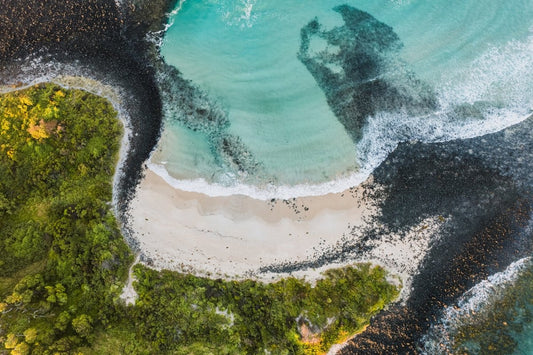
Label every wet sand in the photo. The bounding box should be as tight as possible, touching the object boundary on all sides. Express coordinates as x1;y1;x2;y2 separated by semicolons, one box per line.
127;168;438;287
128;169;373;280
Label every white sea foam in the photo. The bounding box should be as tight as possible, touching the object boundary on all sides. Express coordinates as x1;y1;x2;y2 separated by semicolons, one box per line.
151;30;533;200
357;32;533;174
166;0;187;29
440;29;533;111
221;0;257;28
420;256;532;354
356;109;530;178
150;105;532;201
145;0;188;48
147;161;372;200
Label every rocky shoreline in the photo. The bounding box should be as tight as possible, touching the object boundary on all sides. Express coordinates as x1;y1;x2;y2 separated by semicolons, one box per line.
341;115;533;352
1;1;532;353
0;0;178;205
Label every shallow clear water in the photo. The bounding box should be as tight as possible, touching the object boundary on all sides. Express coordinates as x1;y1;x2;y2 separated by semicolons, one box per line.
157;0;533;191
513;316;533;355
157;1;533;350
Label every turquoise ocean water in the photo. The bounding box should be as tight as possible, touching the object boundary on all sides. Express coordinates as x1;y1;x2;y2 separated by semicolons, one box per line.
155;0;533;196
155;0;533;352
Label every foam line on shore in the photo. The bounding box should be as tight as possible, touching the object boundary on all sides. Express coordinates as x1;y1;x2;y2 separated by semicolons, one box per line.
147;161;372;200
421;256;532;354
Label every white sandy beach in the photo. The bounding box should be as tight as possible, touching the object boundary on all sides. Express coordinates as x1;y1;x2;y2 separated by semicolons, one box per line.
128;168;439;293
129;169;372;277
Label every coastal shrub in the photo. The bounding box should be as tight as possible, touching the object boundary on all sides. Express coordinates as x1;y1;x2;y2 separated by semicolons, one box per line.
0;84;131;352
130;264;399;354
0;84;400;354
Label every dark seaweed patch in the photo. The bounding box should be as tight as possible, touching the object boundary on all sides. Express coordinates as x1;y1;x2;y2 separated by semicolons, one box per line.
298;5;438;142
156;60;266;181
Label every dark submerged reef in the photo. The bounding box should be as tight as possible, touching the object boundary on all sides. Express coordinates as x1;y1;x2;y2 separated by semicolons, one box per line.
298;5;438;142
0;84;395;354
156;63;266;179
0;82;400;353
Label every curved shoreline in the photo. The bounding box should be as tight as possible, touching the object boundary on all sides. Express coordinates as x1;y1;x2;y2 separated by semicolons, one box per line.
1;76;413;293
128;111;533;353
151;0;533;201
2;0;533;353
0;77;130;207
51;76;132;208
0;71;140;233
128;166;436;298
0;55;528;351
148;161;373;200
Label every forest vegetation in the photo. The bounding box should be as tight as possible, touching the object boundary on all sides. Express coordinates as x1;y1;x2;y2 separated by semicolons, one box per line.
0;84;399;354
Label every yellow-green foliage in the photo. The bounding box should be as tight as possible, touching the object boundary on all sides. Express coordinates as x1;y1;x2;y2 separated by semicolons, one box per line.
0;84;131;353
128;263;399;354
0;83;400;354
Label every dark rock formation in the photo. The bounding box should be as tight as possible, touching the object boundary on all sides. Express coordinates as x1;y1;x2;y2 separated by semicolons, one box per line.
0;0;177;211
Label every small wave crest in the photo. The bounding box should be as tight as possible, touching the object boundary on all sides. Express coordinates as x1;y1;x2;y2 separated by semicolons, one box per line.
220;0;258;29
148;162;371;200
439;32;533;113
357;33;533;174
145;0;188;48
420;257;532;354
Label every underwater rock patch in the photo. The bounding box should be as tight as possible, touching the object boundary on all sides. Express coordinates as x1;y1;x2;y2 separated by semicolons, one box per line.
298;5;438;142
157;62;266;181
